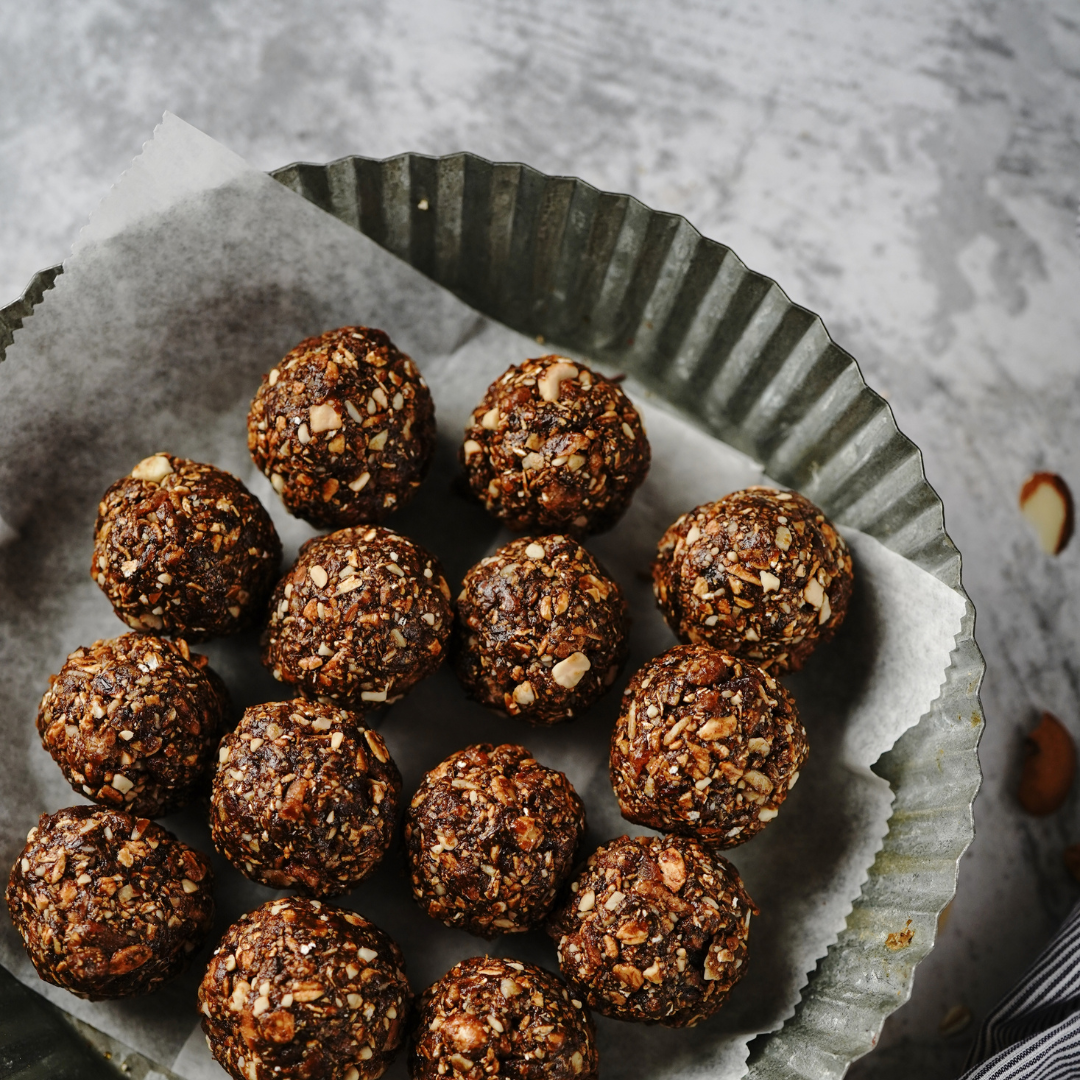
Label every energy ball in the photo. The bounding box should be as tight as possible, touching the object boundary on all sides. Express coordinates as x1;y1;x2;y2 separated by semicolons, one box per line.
36;634;230;818
548;835;754;1027
610;645;807;847
6;806;213;999
92;453;281;641
410;956;598;1080
653;487;853;673
211;700;401;896
200;897;410;1080
461;356;650;536
453;535;629;725
404;744;586;937
262;526;452;710
248;326;436;528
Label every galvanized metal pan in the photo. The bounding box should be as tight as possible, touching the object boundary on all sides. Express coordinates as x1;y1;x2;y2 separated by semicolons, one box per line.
0;152;984;1079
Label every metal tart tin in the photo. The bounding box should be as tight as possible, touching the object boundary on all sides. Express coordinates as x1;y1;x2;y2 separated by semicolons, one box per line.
0;151;984;1080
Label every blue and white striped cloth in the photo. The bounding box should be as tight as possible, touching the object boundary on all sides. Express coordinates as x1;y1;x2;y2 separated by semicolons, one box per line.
962;901;1080;1078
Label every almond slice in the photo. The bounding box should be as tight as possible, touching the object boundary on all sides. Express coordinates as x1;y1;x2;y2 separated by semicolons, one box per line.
939;1004;972;1037
552;652;591;688
130;454;172;483
1020;472;1074;555
1018;711;1076;815
309;403;342;433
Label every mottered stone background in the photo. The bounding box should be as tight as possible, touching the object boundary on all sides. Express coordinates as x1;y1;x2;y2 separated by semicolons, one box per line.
1;1;1079;1076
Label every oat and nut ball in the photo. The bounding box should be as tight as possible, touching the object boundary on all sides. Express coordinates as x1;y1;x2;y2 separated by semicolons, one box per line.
200;897;410;1080
548;835;754;1027
211;701;401;897
452;536;629;725
6;806;213;1000
653;487;853;673
92;453;281;641
410;956;598;1080
262;527;453;710
404;744;586;938
248;326;436;528
460;356;650;536
610;645;806;847
36;634;230;818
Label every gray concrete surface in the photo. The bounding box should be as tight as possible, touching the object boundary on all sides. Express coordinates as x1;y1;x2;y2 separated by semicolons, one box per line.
2;1;1080;1076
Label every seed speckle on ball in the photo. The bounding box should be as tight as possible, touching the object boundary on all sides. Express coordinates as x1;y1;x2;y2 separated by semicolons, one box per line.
460;356;650;536
92;454;281;640
36;634;230;818
262;526;453;710
248;326;436;527
211;700;401;897
6;806;213;999
200;897;410;1080
410;956;598;1080
548;834;754;1027
453;535;629;725
610;644;806;846
653;487;853;673
404;744;585;937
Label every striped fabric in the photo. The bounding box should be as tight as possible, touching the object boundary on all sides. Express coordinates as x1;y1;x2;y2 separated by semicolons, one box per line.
962;901;1080;1078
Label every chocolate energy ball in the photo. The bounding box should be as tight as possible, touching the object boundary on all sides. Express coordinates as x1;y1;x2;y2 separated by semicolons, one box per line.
92;453;281;640
6;806;213;999
653;487;854;673
548;835;754;1027
410;956;598;1080
262;526;453;710
248;326;436;528
610;645;807;847
211;700;401;896
36;634;230;818
460;356;650;536
200;897;410;1080
404;744;586;937
453;535;629;725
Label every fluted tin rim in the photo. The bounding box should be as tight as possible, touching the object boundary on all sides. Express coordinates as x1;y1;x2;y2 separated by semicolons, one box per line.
0;151;984;1080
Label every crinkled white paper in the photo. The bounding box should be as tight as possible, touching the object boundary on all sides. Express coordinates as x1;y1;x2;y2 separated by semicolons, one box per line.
0;116;967;1080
